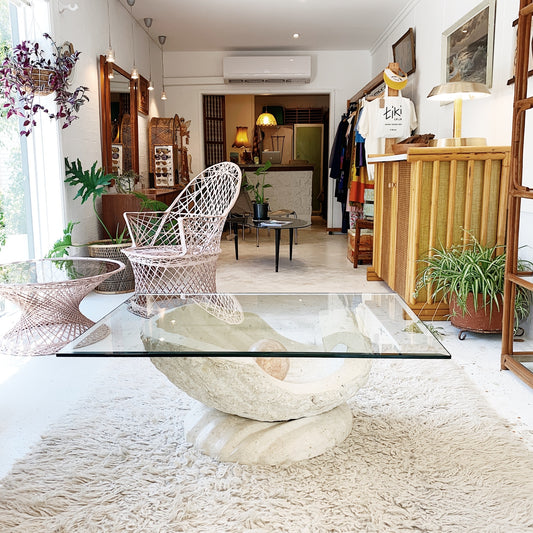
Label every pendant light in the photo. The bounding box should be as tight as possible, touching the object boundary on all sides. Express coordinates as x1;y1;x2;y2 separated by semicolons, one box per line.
144;17;154;91
159;35;167;100
105;0;115;63
127;0;138;80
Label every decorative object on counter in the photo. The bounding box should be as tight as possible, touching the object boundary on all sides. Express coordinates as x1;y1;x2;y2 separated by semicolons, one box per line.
442;0;496;88
391;133;435;154
392;27;416;76
415;237;532;339
0;33;89;136
244;160;272;220
427;81;490;146
232;126;251;164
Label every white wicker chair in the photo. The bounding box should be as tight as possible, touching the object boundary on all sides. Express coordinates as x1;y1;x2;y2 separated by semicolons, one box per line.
123;162;242;295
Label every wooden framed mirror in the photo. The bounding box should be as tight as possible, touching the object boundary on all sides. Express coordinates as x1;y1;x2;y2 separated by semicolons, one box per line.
99;56;139;175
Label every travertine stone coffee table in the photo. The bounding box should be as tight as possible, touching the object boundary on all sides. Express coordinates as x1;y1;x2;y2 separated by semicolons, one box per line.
58;292;449;465
0;258;124;356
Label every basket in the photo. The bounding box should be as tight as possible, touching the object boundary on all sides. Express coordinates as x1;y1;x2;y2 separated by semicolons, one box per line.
87;241;135;294
30;68;54;96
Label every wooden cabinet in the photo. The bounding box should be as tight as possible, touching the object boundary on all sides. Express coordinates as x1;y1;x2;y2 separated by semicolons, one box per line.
368;146;510;319
101;188;181;239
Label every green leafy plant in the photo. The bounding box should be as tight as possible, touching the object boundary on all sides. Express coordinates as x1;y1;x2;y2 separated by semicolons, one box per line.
47;162;169;258
415;238;533;326
244;160;272;204
64;157;125;243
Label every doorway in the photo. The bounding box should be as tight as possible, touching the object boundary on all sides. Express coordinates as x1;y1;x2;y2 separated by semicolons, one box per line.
203;93;330;220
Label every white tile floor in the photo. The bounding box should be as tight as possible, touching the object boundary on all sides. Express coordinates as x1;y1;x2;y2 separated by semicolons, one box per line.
1;219;532;479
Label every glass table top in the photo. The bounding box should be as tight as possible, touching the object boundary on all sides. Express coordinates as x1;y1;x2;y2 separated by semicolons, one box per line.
245;217;311;229
0;258;122;286
58;292;450;358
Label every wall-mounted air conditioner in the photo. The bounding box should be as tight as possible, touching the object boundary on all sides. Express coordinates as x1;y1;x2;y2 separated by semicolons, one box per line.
223;56;311;83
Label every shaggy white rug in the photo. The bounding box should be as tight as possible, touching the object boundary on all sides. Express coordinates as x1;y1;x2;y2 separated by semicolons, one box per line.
1;357;532;533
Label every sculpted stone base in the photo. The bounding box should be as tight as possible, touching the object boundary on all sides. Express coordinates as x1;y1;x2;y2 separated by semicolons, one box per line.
183;401;353;465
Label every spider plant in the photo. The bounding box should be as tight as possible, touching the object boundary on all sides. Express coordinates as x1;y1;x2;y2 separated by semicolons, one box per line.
415;237;533;326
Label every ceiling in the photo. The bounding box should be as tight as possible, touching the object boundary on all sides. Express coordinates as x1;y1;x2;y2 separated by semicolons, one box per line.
121;0;412;52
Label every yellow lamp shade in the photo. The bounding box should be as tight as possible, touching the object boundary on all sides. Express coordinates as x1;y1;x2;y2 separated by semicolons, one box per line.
256;112;277;127
232;126;250;148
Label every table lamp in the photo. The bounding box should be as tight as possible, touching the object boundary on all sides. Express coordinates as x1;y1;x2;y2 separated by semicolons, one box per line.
232;126;251;163
427;81;491;147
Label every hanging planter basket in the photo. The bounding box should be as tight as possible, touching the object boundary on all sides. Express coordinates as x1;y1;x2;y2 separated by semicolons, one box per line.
0;34;88;136
29;68;55;96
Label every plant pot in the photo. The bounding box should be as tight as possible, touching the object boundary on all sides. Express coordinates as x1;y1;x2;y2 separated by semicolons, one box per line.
253;202;269;220
449;293;503;333
30;68;54;96
87;241;135;294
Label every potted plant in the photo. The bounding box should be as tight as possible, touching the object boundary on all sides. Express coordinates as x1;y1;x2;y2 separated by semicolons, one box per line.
245;160;272;220
415;238;533;336
47;159;134;293
0;33;89;136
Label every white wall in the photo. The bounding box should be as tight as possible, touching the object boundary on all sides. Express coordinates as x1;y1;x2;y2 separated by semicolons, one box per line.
370;0;517;143
49;0;165;243
49;0;527;241
370;0;533;259
163;50;372;229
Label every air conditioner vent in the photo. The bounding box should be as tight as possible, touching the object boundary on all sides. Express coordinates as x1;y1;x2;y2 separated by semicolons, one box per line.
223;56;311;83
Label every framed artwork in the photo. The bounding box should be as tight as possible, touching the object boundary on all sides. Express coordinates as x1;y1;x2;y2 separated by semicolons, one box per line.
137;75;149;115
507;18;533;85
442;0;496;87
392;28;416;76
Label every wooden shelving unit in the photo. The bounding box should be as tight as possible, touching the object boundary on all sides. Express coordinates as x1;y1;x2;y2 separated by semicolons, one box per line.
501;0;533;388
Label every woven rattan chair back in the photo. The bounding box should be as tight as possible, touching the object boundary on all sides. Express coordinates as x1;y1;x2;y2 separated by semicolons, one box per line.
123;161;242;296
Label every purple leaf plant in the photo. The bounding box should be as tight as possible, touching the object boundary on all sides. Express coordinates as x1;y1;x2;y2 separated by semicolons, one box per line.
0;33;89;136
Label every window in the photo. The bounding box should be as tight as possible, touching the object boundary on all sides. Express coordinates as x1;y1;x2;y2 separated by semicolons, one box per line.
0;0;64;262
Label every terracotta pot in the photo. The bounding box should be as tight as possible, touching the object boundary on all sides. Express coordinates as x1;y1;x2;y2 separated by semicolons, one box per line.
449;293;503;333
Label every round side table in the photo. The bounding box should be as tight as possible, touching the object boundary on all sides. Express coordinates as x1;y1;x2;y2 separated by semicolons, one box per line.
0;258;124;355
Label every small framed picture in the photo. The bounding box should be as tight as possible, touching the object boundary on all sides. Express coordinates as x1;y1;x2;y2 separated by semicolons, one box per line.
137;75;149;115
392;28;416;76
230;152;239;164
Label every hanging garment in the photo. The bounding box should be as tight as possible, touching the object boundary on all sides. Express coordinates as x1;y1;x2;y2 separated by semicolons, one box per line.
357;91;418;180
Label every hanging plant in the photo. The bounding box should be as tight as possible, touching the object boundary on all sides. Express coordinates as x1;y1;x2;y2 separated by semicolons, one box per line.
0;33;89;136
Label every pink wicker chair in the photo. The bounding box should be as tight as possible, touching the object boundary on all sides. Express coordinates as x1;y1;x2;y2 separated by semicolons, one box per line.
123;162;241;295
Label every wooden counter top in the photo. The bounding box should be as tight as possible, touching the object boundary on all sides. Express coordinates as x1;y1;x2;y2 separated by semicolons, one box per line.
240;164;314;172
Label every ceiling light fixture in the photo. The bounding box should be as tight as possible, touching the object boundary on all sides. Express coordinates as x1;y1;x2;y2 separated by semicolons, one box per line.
105;0;115;63
159;35;167;101
256;109;277;127
292;33;300;39
127;0;138;79
144;17;154;91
